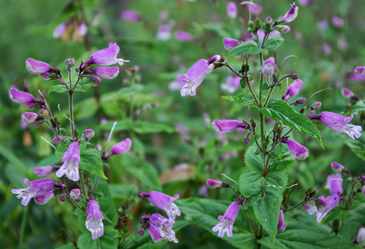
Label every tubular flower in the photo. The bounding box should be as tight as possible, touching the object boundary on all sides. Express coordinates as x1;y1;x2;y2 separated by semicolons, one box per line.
110;138;132;155
147;226;164;243
223;38;242;50
325;174;343;195
212;120;249;134
33;166;55;177
53;23;66;38
82;42;129;68
34;191;55;205
285;139;308;160
149;213;178;243
226;1;237;19
84;67;120;80
55;141;81;181
277;206;286;232
139;191;181;220
212;201;240;237
9;88;37;105
220;76;241;93
355;67;365;75
85;199;104;240
175;30;195;41
262;57;276;77
206;179;230;188
309;112;362;139
276;2;299;24
341;87;354;98
316;194;340;223
26;58;52;75
178;59;210;97
11;178;55;206
283;79;303;101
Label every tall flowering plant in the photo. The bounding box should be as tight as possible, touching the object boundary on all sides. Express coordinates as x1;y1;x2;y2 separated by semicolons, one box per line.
174;1;365;248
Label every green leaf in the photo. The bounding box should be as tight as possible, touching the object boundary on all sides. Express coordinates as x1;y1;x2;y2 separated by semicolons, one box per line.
259;217;362;249
222;93;257;107
240;79;246;89
55;141;70;159
201;23;230;38
342;134;365;161
77;226;118;249
252;172;287;238
116;84;144;99
258;99;322;146
227;41;264;57
177;198;258;248
261;83;271;92
0;143;26;175
74;97;99;120
244;146;263;172
264;35;284;51
100;119;132;132
79;149;107;179
55;243;75;249
109;184;138;199
122;155;161;191
268;149;295;173
134;121;175;134
239;169;263;197
49;83;96;94
346;100;365;116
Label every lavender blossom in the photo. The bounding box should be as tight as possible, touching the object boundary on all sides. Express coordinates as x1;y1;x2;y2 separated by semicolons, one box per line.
22;112;39;124
120;10;140;22
212;120;249;134
325;174;343;195
277;206;286;232
223;38;241;50
12;178;55;206
9;88;36;104
212;201;240;237
309;112;362;139
220;76;241;93
110;138;132;155
276;2;299;23
156;24;172;41
55;141;81;181
285;139;308;160
341;87;354;98
149;213;178;243
175;30;195;41
82;42;129;68
139;191;181;220
331;162;347;172
34;191;55;205
283;79;303;101
26;58;52;75
147;226;163;243
245;3;262;14
356;227;365;245
355;67;365;75
332;16;344;27
226;2;237;19
53;23;66;38
85;199;104;240
262;57;276;77
33;166;55;177
85;67;120;80
178;59;210;97
316;194;340;223
206;179;230;188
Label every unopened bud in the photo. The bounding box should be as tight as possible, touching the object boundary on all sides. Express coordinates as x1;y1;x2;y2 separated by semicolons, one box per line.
84;129;95;139
65;58;75;67
52;136;65;144
289;73;299;80
244;132;251;144
206;179;230;188
70;189;81;201
138;226;144;235
310;101;322;110
59;195;66;202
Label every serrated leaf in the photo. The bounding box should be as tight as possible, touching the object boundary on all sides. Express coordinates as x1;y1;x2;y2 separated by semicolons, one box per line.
239;169;263;197
134;121;175;134
258;99;322;146
227;41;264;57
268;149;295;173
79;149;107;179
177;198;257;248
244;146;263;172
346;100;365;116
223;93;257;107
264;35;284;51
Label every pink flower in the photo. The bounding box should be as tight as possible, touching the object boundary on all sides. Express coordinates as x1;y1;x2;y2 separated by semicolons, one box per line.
156;24;171;41
83;42;129;67
220;76;241;93
120;10;140;22
226;2;237;19
55;142;81;181
175;30;195;41
332;16;344;27
53;23;66;38
245;4;262;14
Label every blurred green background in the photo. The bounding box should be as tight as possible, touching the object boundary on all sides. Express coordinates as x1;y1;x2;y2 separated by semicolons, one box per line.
1;0;365;248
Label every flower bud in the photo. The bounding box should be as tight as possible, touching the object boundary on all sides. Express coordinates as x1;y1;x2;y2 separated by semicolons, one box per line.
70;189;81;201
138;226;144;236
289;73;300;79
284;79;303;100
331;162;345;171
53;23;66;38
341;87;354;98
110;138;132;155
59;195;66;202
277;206;286;232
212;120;239;134
262;57;276;77
22;112;40;124
206;179;230;188
89;76;101;83
244;132;252;144
65;58;76;67
78;23;87;36
285;139;308;160
275;25;291;34
294;97;306;105
26;58;52;75
95;144;102;151
310;101;322;110
316;198;328;207
84;129;95;139
223;38;241;50
356;227;365;244
332;16;344;27
33;166;55;177
52;136;65;144
9;88;36;104
355;66;365;75
55;182;67;189
226;1;237;19
266;16;273;22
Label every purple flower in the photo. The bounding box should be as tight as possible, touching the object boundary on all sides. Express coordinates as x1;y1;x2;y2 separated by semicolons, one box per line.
22;112;39;124
178;59;210;97
337;39;348;49
53;23;66;38
175;30;195;41
317;21;328;30
34;191;55;205
65;58;75;67
275;25;291;34
356;227;365;244
52;136;65;144
331;162;346;172
325;174;343;195
283;79;303;101
303;204;318;215
285;139;308;160
168;78;186;91
9;88;36;104
355;67;365;75
78;23;87;36
310;101;322;110
175;123;190;134
26;58;52;75
245;3;262;14
85;199;104;240
223;38;242;50
55;141;81;181
322;44;332;54
206;179;230;188
70;189;81;201
310;112;362;139
84;129;95;140
83;43;129;68
110;138;131;155
212;201;239;237
316;194;340;223
277;206;286;232
12;178;55;206
86;67;119;80
277;2;299;23
120;10;140;22
34;166;55;177
147;226;163;243
149;213;178;243
139;191;181;220
199;185;208;197
342;87;354;98
298;0;313;6
262;57;276;77
226;2;237;19
220;76;241;93
212;120;249;134
159;11;169;20
332;16;344;27
156;24;171;41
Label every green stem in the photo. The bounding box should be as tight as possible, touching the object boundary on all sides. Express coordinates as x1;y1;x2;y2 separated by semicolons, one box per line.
345;183;356;210
80;172;88;198
19;207;28;249
68;91;74;138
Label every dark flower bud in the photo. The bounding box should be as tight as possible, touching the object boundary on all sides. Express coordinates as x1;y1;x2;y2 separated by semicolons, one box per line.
289;73;299;80
244;132;252;144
